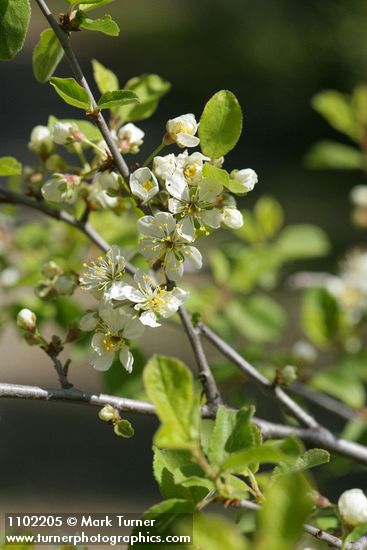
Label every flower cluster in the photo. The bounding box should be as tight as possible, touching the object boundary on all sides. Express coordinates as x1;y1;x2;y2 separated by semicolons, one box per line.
30;111;258;373
79;246;187;371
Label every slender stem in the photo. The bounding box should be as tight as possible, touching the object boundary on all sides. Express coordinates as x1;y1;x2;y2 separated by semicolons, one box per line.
290;383;358;421
143;142;165;167
232;500;364;550
198;322;320;429
2;382;367;465
178;307;222;412
34;0;130;182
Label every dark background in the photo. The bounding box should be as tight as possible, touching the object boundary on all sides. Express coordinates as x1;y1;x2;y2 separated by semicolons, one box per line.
1;0;367;514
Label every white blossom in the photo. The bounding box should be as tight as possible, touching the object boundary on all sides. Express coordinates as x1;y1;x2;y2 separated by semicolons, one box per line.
338;489;367;526
79;245;126;297
117;123;144;153
221;207;243;229
79;311;99;332
230;168;258;193
17;308;37;331
154;153;178;181
351;185;367;208
52;122;83;145
166;175;223;241
90;304;144;372
166;114;200;148
137;212;202;280
109;269;188;327
177;151;210;185
29;125;54;155
41;174;79;204
89;171;120;209
129;167;159;203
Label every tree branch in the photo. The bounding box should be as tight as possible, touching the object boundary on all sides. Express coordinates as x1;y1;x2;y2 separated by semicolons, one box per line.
2;382;367;465
232;499;366;550
178;307;222;412
34;0;130;182
197;322;320;429
290;382;358;422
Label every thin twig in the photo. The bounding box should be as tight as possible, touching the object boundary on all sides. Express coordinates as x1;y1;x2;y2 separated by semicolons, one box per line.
290;383;358;422
232;499;366;550
197;322;320;429
178;307;222;412
2;383;367;465
34;0;130;182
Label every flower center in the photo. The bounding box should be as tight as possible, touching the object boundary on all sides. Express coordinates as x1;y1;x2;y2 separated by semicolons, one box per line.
143;180;155;191
102;332;121;352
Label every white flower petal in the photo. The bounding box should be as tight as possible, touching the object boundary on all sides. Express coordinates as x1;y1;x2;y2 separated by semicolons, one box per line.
119;345;134;373
176;133;200;148
140;310;161;327
185;246;202;269
90;350;114;371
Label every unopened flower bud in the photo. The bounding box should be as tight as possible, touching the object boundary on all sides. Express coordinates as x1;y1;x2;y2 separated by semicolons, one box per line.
99;405;118;422
41;261;62;280
17;308;37;331
350;185;367;208
52;122;83;145
54;274;77;295
278;365;297;385
29;125;54;156
230;168;258;193
41;173;80;204
221;207;244;229
338;489;367;526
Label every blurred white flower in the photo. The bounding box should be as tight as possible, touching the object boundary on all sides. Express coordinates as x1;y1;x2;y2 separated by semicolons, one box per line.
130;167;159;204
89;171;120;209
338;489;367;526
166;114;200;148
52;121;83;145
41;174;79;204
79;311;99;332
350;185;367;208
29;125;54;155
17;308;37;331
117;123;144;154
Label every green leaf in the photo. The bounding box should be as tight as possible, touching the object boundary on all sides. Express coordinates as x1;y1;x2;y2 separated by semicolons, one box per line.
0;156;22;176
97;89;139;110
0;0;31;60
153;448;213;503
49;77;90;110
225;294;286;343
199;90;243;158
82;0;114;10
192;513;248;550
32;29;63;83
202;163;230;187
92;59;119;94
127;499;195;550
79;12;120;37
254;196;284;238
52;118;101;142
208;406;261;468
113;419;134;438
275;224;330;260
271;449;330;481
312;90;360;142
301;288;341;347
305;141;363;170
256;474;313;550
311;367;365;408
353;85;367;127
118;74;171;123
143;355;199;449
221;446;286;474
